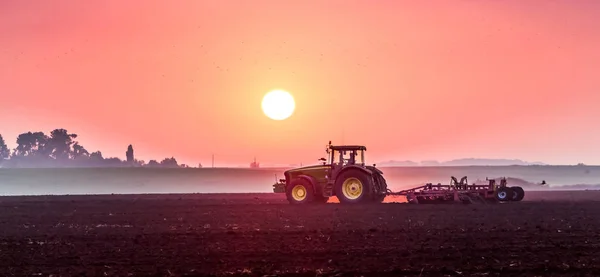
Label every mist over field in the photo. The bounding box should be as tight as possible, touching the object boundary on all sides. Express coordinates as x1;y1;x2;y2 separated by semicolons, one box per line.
1;166;599;196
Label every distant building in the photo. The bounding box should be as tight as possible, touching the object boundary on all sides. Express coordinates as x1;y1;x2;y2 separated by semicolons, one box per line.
250;157;260;168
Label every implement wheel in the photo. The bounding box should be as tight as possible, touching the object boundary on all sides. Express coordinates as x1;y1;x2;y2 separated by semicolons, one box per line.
286;179;314;204
511;186;525;201
495;187;513;202
334;170;373;204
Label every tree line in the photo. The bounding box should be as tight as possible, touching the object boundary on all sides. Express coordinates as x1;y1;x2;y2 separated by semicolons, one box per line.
0;128;189;168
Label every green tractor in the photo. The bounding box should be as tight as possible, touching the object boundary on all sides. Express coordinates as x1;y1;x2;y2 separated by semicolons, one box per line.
273;141;389;204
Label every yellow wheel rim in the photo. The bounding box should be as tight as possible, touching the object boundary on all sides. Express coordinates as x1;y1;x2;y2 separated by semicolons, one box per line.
291;184;307;201
342;177;363;200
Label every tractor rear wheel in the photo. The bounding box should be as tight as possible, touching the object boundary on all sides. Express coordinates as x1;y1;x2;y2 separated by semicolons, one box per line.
495;187;513;202
286;179;314;204
372;173;388;203
334;169;373;204
511;186;525;201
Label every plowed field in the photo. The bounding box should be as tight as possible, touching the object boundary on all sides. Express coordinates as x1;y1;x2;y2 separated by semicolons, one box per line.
1;191;599;276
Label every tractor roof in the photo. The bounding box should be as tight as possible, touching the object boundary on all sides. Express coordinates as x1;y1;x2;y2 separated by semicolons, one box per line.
329;145;367;151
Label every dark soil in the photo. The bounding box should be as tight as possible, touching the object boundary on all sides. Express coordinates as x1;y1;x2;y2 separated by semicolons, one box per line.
0;191;599;276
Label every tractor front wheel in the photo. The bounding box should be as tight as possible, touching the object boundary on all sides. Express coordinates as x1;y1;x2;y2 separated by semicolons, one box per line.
286;179;315;204
334;170;373;204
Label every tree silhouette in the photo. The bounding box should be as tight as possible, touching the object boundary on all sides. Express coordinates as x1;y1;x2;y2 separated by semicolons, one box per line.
0;134;9;160
72;142;89;160
160;157;179;168
13;133;34;157
48;129;77;161
126;145;134;163
134;159;145;167
14;132;50;157
104;157;123;165
90;151;103;160
2;128;185;168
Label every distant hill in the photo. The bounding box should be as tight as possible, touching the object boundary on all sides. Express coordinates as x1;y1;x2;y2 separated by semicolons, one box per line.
436;158;547;166
374;160;419;166
377;158;547;167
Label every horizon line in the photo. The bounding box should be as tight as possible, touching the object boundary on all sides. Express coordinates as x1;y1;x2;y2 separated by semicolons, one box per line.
2;164;598;170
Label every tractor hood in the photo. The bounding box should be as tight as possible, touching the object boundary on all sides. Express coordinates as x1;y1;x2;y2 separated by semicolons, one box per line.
283;164;330;184
285;164;383;175
284;164;329;175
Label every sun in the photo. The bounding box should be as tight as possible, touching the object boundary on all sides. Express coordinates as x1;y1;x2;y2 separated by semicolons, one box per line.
261;89;295;120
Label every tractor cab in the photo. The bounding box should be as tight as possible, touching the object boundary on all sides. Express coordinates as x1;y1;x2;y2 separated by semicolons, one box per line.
321;141;368;178
319;141;367;166
327;145;366;166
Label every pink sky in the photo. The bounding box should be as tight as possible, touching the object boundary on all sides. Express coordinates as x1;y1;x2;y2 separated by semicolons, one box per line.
1;0;599;166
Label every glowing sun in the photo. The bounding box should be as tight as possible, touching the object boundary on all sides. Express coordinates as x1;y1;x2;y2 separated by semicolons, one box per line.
261;89;295;120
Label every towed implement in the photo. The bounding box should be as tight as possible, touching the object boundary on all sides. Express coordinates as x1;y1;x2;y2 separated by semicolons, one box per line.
273;141;526;204
390;176;525;204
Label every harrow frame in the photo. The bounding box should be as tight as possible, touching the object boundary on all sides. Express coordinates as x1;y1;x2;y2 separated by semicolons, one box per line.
387;176;524;204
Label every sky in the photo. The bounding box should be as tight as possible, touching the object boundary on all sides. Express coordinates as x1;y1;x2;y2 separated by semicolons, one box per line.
1;0;599;167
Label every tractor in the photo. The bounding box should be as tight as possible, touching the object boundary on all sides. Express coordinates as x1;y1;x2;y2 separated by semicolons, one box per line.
273;141;388;204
